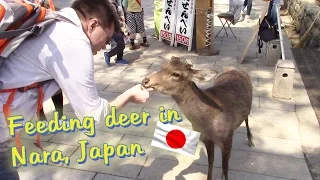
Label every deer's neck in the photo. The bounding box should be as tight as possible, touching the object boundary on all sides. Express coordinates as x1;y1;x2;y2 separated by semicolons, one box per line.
172;82;223;112
172;82;198;103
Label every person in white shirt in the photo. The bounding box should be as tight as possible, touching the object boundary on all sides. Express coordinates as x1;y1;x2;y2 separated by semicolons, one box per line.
0;0;150;179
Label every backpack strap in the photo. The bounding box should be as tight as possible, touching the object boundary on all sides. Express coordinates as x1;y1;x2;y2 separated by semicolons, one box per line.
257;38;263;54
0;18;55;58
0;1;57;58
46;0;55;11
0;80;52;157
1;88;22;153
16;79;51;92
0;20;50;39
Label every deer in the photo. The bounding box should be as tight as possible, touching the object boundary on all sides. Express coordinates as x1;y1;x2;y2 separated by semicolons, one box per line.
142;56;254;180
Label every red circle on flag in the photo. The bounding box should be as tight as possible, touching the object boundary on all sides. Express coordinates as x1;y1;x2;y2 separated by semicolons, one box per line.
166;129;186;149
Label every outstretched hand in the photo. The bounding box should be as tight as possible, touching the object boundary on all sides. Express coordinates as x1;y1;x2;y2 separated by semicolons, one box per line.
127;84;152;104
109;84;153;111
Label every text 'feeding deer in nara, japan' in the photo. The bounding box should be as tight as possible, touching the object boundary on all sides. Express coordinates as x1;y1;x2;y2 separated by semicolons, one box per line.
142;56;254;180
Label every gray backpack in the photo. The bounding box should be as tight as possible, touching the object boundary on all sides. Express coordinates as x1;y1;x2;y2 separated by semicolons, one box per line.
0;0;67;155
0;0;59;66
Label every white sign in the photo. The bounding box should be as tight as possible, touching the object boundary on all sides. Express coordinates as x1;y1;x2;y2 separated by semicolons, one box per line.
174;0;195;51
159;0;178;46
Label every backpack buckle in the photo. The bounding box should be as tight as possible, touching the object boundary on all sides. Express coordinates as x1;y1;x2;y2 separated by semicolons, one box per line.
31;25;44;36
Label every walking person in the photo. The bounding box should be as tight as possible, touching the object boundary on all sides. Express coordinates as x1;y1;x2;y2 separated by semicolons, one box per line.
122;0;149;50
104;0;129;65
263;0;284;27
239;0;253;21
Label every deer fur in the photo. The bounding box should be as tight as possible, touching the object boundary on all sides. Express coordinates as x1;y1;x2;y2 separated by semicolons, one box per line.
142;56;254;180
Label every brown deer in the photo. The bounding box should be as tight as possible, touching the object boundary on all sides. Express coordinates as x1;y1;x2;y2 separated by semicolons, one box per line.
142;56;254;180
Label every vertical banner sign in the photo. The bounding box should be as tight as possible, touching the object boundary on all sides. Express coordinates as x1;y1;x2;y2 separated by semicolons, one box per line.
174;0;196;51
159;0;178;47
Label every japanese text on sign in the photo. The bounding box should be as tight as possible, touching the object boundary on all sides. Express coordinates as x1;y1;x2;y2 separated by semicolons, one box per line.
164;0;173;31
179;0;190;35
175;0;195;50
160;0;177;43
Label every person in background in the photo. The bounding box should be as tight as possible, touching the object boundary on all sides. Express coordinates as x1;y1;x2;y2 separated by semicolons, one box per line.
270;0;283;26
122;0;149;50
263;0;284;27
104;0;129;65
239;0;253;21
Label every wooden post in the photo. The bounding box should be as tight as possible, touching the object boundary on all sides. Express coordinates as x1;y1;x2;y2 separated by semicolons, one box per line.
210;0;215;52
195;0;210;50
195;0;219;56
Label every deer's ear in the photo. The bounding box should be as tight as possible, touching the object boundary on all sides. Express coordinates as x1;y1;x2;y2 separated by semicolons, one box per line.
185;59;193;69
191;69;218;82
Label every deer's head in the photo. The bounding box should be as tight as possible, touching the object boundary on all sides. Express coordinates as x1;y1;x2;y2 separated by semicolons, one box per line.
142;56;217;95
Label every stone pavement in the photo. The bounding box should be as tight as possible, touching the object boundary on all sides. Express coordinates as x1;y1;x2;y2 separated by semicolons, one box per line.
290;48;320;179
291;48;320;124
15;0;320;180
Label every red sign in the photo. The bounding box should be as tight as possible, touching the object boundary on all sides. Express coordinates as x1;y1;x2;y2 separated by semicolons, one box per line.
175;34;189;46
160;30;172;41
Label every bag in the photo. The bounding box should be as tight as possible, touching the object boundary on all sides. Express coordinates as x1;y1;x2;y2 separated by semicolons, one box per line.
0;0;57;156
258;16;278;42
0;0;56;65
257;0;279;53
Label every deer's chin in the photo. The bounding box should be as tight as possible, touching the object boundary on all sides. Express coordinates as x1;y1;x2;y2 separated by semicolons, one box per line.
156;88;171;95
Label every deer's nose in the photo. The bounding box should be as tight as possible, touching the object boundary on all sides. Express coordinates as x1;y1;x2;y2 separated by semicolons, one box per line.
142;78;150;86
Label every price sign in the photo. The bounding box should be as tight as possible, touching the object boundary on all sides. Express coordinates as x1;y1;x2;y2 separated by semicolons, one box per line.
174;0;195;51
159;0;178;46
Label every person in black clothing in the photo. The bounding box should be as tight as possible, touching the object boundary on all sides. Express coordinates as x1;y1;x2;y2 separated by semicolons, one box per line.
104;0;129;65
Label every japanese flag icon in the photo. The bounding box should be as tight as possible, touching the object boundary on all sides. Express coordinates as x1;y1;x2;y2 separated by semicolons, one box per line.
151;121;201;156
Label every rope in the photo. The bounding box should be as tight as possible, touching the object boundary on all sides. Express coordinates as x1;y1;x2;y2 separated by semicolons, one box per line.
205;9;212;48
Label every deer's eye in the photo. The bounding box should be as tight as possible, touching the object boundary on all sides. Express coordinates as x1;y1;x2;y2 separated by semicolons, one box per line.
171;72;181;78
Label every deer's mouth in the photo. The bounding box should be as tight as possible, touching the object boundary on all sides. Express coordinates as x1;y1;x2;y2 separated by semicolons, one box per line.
142;85;155;91
142;78;165;92
143;83;165;93
141;83;155;91
148;85;167;94
146;87;155;91
143;84;171;95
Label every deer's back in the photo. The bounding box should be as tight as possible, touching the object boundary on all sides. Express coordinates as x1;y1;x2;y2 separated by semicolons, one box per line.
205;68;253;124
